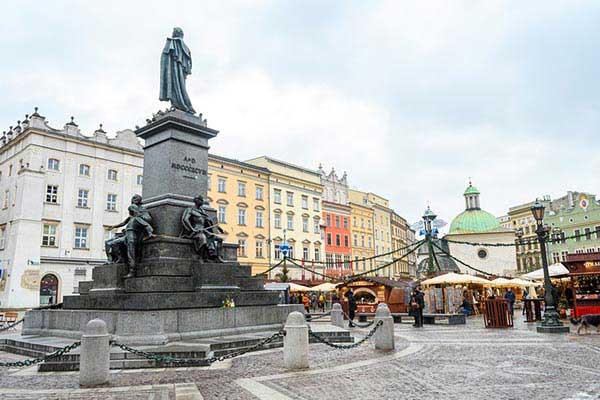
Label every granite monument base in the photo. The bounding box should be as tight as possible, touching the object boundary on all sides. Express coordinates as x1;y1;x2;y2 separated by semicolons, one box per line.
22;304;303;345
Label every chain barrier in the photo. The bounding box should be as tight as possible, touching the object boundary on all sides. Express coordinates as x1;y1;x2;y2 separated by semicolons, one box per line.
308;320;383;349
305;312;330;321
0;341;81;368
0;318;24;332
111;330;285;366
341;311;375;328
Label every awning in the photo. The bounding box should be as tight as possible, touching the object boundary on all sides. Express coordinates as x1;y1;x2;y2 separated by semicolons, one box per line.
307;282;337;292
521;263;569;280
421;272;491;286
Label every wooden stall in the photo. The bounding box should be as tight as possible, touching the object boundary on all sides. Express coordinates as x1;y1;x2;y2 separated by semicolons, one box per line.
336;276;415;314
563;252;600;318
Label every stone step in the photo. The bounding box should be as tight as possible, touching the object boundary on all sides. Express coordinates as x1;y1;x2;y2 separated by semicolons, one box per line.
0;344;47;359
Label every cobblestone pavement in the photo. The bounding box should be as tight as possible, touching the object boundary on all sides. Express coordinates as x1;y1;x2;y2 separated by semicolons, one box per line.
1;316;600;399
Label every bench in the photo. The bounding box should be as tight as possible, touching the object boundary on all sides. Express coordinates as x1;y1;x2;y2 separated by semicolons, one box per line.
0;312;19;330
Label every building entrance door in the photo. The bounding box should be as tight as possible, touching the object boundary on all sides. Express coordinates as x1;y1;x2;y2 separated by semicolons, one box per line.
40;274;59;305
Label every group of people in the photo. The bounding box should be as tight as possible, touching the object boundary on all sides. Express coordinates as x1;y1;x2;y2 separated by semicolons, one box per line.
290;292;327;313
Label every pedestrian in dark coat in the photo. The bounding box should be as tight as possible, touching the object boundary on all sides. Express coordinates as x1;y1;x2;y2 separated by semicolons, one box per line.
504;288;516;315
411;286;425;328
345;288;357;328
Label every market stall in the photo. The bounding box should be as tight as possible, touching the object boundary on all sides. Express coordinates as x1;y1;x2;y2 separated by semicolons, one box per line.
421;273;491;314
336;276;414;313
563;252;600;318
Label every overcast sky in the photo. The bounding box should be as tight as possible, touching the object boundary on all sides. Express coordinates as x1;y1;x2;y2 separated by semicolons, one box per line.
1;1;599;224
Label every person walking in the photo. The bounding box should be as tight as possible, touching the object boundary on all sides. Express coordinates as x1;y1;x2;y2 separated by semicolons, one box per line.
504;287;516;316
301;293;311;314
344;288;357;328
318;292;326;312
411;286;425;328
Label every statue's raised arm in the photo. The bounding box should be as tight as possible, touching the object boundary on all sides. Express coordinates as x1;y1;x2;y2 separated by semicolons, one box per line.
159;27;195;114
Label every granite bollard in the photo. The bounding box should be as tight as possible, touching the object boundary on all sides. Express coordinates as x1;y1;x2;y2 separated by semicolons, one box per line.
374;303;394;350
79;319;110;387
330;303;344;328
283;311;309;370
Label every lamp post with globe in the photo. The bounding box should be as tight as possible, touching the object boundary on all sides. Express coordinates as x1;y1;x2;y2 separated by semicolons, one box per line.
531;200;569;333
422;207;439;275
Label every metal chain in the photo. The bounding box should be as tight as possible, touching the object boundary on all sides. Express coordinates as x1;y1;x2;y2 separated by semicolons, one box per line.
308;320;383;349
341;311;375;328
0;318;24;332
0;341;81;368
111;330;285;366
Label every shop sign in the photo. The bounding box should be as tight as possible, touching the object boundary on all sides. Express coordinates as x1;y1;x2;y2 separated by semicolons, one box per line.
348;280;371;287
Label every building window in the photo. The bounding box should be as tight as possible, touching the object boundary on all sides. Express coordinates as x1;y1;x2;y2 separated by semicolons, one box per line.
47;158;60;171
8;165;12;176
288;246;294;259
256;240;263;258
46;185;58;203
314;219;320;234
585;228;592;240
360;235;364;247
302;196;308;209
327;233;332;246
74;226;88;249
302;217;309;232
335;234;341;247
107;169;118;181
3;190;9;208
477;248;488;259
274;189;281;204
368;237;372;248
238;208;246;225
368;220;371;229
575;229;581;242
343;218;348;230
344;235;349;247
256;210;263;228
77;189;89;207
335;216;340;228
217;178;226;193
303;247;309;260
0;226;5;249
313;198;319;211
79;164;90;176
238;182;246;197
42;224;57;246
287;215;294;230
274;244;281;260
237;239;247;257
314;248;320;262
353;217;357;227
137;175;143;185
596;226;600;240
286;192;294;206
274;213;281;229
106;194;117;211
326;214;331;227
256;185;263;200
218;206;226;223
361;218;365;228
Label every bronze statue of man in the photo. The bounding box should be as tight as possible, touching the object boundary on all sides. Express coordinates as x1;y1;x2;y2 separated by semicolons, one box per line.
106;195;155;278
159;27;195;113
181;195;224;262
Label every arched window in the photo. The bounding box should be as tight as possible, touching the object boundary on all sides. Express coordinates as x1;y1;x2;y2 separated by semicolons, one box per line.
40;274;59;305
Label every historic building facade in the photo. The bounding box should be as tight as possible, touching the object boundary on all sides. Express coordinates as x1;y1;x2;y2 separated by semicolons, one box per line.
348;199;375;274
319;166;352;278
0;111;144;309
207;154;271;275
444;182;516;276
390;211;410;277
245;157;324;280
506;198;550;273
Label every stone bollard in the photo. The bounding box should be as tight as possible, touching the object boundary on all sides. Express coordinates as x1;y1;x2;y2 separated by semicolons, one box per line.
330;303;344;328
80;319;110;387
374;303;394;350
283;311;309;370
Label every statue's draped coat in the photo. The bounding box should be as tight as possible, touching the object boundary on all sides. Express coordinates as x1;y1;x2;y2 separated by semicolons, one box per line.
160;37;195;113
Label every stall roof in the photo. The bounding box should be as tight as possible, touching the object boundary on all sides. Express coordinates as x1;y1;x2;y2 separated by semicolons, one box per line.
339;276;415;288
521;263;569;280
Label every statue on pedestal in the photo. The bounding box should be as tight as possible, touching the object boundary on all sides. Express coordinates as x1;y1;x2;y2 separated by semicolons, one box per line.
105;195;155;277
181;195;224;262
159;27;195;114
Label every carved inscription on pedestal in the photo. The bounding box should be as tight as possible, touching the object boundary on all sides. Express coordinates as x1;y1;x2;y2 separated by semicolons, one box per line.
171;156;207;180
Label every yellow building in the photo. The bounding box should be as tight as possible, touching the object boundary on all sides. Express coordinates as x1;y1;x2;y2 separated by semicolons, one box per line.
207;154;271;275
507;199;548;273
349;200;375;274
390;211;410;277
245;157;324;280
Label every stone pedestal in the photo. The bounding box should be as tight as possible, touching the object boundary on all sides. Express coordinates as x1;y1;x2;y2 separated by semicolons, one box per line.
79;319;110;387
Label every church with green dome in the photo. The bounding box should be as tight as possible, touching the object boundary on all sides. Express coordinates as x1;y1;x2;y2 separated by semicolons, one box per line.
444;182;517;276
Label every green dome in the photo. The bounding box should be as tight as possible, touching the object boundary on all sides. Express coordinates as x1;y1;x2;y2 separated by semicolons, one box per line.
464;184;480;195
449;209;501;234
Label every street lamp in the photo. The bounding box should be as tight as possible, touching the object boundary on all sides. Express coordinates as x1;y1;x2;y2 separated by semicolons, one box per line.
531;200;569;333
422;206;437;275
515;228;524;272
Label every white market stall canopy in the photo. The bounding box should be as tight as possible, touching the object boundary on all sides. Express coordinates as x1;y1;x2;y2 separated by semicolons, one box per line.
421;272;491;286
521;263;569;280
308;282;337;292
287;282;311;292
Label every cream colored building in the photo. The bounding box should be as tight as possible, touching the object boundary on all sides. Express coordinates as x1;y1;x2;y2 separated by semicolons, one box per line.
207;155;271;275
245;157;324;280
390;211;410;277
0;110;143;309
349;201;375;274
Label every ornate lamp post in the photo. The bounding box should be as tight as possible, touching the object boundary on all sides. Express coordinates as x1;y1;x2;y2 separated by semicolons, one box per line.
423;207;437;275
515;228;524;272
531;200;569;333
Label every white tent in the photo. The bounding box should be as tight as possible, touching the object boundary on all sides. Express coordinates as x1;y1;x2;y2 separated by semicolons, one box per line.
287;282;311;292
521;263;569;280
307;282;337;292
491;277;514;287
421;272;491;286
